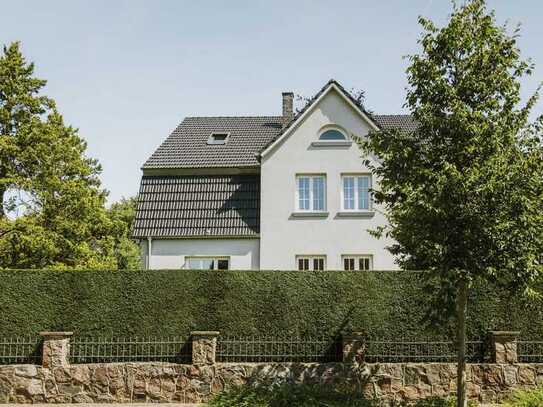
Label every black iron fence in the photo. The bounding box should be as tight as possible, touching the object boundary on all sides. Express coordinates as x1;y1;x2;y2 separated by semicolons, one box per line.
362;337;489;363
518;340;543;363
69;336;192;364
216;335;341;363
0;336;42;365
2;334;542;365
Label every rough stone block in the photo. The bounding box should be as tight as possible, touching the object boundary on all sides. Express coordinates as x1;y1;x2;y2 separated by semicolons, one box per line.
490;331;520;364
342;332;366;363
191;331;219;365
39;332;73;369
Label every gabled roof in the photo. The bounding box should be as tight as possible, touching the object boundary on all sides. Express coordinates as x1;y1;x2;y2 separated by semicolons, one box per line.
143;116;283;169
260;79;413;157
133;175;259;238
141;80;416;170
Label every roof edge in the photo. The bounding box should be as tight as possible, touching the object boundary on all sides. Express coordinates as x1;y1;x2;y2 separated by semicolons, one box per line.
132;234;261;240
141;166;260;176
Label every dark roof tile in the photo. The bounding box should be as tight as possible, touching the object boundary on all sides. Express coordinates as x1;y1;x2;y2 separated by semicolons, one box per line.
143;116;283;169
373;114;418;132
132;175;260;238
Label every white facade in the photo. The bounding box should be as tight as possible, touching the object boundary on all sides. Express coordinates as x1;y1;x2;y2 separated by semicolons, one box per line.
142;238;260;270
259;87;398;270
141;83;398;271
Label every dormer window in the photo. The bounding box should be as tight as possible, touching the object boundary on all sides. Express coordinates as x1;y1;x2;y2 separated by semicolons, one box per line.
207;133;229;145
319;129;347;141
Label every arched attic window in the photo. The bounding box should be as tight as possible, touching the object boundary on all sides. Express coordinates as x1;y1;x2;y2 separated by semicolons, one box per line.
319;129;347;141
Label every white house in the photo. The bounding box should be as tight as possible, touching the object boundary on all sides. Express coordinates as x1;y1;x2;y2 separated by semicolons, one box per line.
133;80;416;270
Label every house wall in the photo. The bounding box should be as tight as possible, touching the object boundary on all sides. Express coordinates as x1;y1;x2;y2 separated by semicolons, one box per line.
141;238;260;270
260;89;398;270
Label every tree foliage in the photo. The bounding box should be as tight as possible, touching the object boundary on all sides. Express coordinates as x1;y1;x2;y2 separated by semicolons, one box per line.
360;1;543;405
363;0;543;323
105;197;141;269
0;42;140;269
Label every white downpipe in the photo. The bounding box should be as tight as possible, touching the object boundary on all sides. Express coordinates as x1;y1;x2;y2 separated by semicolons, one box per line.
147;237;152;269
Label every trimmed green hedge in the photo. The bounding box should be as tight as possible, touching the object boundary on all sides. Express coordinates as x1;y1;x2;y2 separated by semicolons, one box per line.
1;269;542;338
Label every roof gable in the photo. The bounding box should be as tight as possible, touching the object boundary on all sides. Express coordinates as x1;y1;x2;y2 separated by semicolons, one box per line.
259;80;381;158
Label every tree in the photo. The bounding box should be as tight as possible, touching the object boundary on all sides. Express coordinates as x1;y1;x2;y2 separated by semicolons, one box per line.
0;42;139;269
360;1;543;406
106;197;141;270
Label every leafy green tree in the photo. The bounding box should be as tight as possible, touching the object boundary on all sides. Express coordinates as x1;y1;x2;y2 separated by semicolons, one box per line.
106;197;141;269
360;1;543;406
0;42;139;269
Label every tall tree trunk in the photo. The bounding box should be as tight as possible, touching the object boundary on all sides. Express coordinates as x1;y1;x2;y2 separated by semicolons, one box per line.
0;183;5;218
456;278;468;407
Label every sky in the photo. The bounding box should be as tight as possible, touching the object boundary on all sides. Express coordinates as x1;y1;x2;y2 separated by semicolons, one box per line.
2;0;542;204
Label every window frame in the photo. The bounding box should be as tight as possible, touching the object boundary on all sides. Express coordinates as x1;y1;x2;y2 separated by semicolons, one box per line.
318;129;347;141
295;174;327;212
296;255;327;271
185;256;230;270
207;132;230;145
341;174;372;212
341;255;373;271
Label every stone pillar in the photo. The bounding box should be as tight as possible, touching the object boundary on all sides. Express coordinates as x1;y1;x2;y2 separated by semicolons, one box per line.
39;331;73;369
342;332;366;363
490;331;520;364
191;331;219;365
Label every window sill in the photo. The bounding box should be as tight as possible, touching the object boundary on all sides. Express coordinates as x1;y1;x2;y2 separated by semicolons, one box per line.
336;211;375;218
310;141;352;148
290;211;329;218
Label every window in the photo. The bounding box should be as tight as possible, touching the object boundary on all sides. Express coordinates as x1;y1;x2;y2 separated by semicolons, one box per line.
296;175;326;211
186;257;229;270
342;175;371;211
207;133;229;145
297;256;326;271
342;255;372;271
319;129;347;141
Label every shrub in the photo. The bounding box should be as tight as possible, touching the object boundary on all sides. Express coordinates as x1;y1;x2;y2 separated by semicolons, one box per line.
0;269;541;338
207;384;377;407
207;385;480;407
502;386;543;407
407;397;478;406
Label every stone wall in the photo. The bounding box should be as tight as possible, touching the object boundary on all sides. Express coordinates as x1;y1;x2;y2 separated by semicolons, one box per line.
0;330;538;405
2;361;543;404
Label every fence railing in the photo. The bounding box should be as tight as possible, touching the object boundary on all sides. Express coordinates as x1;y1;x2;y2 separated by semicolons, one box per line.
362;337;488;363
69;336;192;364
518;341;543;363
216;335;341;363
0;336;42;365
1;331;538;366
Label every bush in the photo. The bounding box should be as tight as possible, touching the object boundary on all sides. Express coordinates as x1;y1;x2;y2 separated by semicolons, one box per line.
208;384;377;407
502;386;543;407
0;269;541;338
408;397;478;406
207;385;480;407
